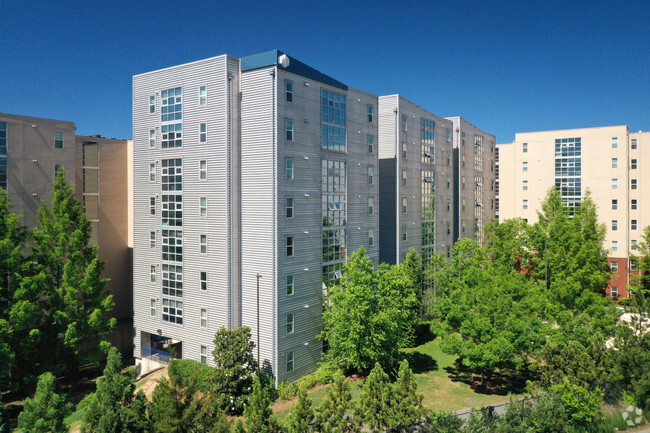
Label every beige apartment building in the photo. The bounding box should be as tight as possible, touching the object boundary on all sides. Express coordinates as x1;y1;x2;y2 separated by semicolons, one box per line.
498;126;649;298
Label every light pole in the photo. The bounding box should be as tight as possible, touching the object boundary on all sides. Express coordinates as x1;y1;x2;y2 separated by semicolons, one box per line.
256;273;262;368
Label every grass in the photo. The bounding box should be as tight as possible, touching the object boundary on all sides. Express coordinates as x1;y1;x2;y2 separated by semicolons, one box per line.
274;336;524;418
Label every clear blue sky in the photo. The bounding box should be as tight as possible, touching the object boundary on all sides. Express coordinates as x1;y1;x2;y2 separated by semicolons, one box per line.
2;0;649;143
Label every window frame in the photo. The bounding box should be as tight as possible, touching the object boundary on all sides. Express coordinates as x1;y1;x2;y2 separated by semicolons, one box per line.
149;129;156;148
611;137;618;148
149;95;156;113
199;160;207;180
522;142;528;153
200;345;208;364
200;271;207;291
612;240;618;252
523;199;529;210
286;274;294;296
286;312;294;334
612;199;618;210
367;166;374;184
631;199;638;210
286;351;294;372
150;231;156;249
611;261;618;273
286;235;294;257
367;104;374;122
368;197;374;215
522;161;528;172
612;157;618;169
631;179;638;190
286;197;294;219
285;119;294;141
199;86;207;106
199;197;207;217
631;138;638;149
150;299;156;317
54;131;64;149
611;286;618;298
150;197;156;215
631;219;638;230
199;123;207;143
149;163;156;181
368;229;374;246
200;308;207;329
286;158;294;180
285;80;293;102
367;135;374;153
150;265;156;283
200;234;207;254
631;159;638;169
612;178;618;190
612;220;618;231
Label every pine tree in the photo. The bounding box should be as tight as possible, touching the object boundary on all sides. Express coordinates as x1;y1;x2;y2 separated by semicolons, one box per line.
316;371;359;433
231;419;246;433
391;360;425;431
17;372;69;433
356;362;392;432
285;383;314;433
244;374;279;433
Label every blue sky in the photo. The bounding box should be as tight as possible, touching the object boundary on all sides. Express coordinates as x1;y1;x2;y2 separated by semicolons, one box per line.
2;0;649;142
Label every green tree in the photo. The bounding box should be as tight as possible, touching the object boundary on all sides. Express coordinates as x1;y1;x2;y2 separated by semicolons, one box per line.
285;383;314;433
402;249;424;313
316;371;359;433
82;347;150;433
552;381;603;427
322;248;418;373
391;360;425;431
17;372;69;433
244;373;279;433
484;218;530;274
231;419;246;433
356;363;392;431
630;226;650;295
211;326;258;415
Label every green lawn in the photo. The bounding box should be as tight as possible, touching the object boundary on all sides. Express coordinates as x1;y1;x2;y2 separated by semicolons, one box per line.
275;337;522;417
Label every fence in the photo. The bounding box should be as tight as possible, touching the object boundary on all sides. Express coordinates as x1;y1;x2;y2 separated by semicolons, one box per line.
141;345;170;365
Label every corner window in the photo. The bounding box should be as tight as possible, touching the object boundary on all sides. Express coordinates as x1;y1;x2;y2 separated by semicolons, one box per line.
200;271;207;291
149;163;156;181
149;95;156;113
631;138;638;149
199;86;207;106
368;166;374;184
200;197;207;217
401;115;407;131
149;129;156;148
285;81;293;102
631;159;638;169
200;308;207;328
368;197;374;215
286;197;294;219
54;131;64;149
286;275;294;295
367;104;374;122
367;135;374;153
286;313;294;334
199;123;207;143
200;345;208;364
150;299;156;317
285;158;294;180
286;351;294;372
285;120;294;141
286;236;294;257
199;160;207;180
200;234;207;254
368;229;374;246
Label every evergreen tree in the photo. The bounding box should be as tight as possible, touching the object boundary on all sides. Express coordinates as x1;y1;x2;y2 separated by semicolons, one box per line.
402;249;423;313
356;362;392;431
82;347;149;433
211;326;258;415
391;360;425;431
285;383;314;433
244;374;279;433
316;371;359;433
231;419;246;433
17;372;69;433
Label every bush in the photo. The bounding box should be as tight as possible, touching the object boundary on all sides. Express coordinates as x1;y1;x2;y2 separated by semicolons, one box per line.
423;411;464;432
168;359;212;392
618;297;631;306
278;365;338;400
278;381;299;400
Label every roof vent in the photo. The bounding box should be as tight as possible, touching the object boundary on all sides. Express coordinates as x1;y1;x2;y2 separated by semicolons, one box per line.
278;54;290;68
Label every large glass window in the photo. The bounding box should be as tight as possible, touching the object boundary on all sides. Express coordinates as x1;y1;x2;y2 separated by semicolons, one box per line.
162;264;183;297
321;90;346;151
161;123;182;148
161;87;182;122
162;298;183;324
162;230;183;262
54;131;64;149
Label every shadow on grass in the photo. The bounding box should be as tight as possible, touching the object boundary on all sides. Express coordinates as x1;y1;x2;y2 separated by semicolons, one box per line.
401;351;439;374
412;321;436;346
444;360;533;395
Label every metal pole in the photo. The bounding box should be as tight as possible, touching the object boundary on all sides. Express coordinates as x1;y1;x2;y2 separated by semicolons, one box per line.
256;273;262;367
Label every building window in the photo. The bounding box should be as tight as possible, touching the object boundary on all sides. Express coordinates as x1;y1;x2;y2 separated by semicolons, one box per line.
611;137;618;148
199;123;207;143
631;199;637;210
162;298;183;324
149;95;156;113
631;179;638;190
611;158;618;169
286;197;294;218
200;271;207;291
522;142;528;153
522;180;528;191
199;86;207;106
161;123;182;148
54;131;64;149
631;261;638;271
364;104;372;123
631;138;638;149
612;199;618;210
286;351;294;372
286;275;294;295
368;198;374;215
368;229;374;246
523;199;528;210
446;176;451;188
200;309;207;328
285;81;293;102
150;299;156;317
522;161;528;172
55;164;64;176
612;178;618;190
200;197;207;217
611;261;618;273
631;240;638;250
286;313;294;334
631;159;638;169
446;152;451;165
150;231;156;249
149;129;156;148
612;220;618;231
150;197;156;215
447;222;451;235
286;236;294;257
286;158;294;179
367;166;374;184
462;154;466;168
321;90;346;151
632;219;638;230
402;225;407;241
199;160;207;180
402;170;407;185
200;345;208;364
462;199;466;212
401;115;407;131
149;163;156;181
150;265;156;283
446;129;451;143
446;199;450;212
402;198;407;214
611;286;618;298
200;234;207;254
367;135;374;153
612;240;618;252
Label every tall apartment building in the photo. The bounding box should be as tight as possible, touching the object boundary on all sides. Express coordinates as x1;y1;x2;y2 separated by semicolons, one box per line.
377;96;454;265
498;126;649;298
0;113;76;229
446;117;497;245
133;50;379;382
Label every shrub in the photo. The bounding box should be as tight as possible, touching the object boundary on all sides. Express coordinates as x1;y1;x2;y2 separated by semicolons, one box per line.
168;358;213;392
618;297;631;306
